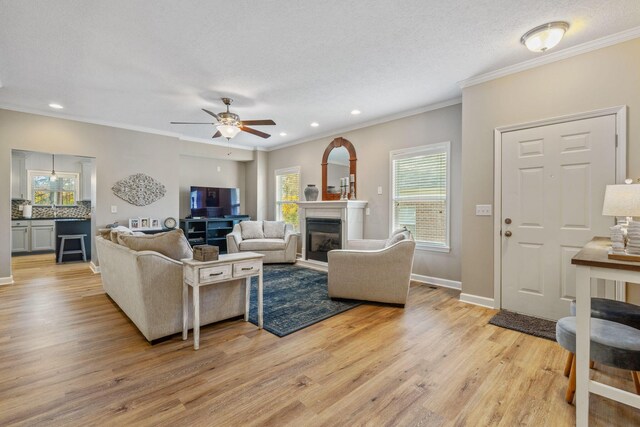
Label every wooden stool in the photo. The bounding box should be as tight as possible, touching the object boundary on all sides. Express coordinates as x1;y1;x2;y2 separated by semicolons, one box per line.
58;234;87;263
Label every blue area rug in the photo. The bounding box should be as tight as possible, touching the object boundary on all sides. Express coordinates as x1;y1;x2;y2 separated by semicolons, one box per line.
248;264;361;337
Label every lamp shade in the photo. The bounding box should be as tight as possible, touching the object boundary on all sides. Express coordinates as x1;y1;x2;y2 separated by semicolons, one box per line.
602;184;640;216
216;124;241;139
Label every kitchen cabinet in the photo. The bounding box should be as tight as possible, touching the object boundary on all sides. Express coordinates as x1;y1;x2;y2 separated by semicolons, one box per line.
11;154;27;200
11;224;29;252
31;220;56;251
80;161;92;201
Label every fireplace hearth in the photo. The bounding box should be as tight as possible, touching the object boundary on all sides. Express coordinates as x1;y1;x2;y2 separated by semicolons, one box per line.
306;218;341;262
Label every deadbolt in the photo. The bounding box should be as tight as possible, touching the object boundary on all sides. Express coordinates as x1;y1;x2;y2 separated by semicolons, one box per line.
504;230;512;237
505;218;512;225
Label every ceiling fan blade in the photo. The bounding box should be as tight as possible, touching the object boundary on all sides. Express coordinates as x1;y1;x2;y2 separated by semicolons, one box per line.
241;126;271;139
212;131;222;138
202;108;220;120
240;119;276;126
170;121;215;124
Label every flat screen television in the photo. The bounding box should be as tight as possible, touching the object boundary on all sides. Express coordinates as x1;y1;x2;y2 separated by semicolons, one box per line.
190;186;240;218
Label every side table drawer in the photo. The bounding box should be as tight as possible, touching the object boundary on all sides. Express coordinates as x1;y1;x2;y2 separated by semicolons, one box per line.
233;260;262;278
199;264;232;284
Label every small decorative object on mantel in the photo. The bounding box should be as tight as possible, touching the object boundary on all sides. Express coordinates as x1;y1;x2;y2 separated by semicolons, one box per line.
304;184;319;201
112;173;166;206
349;174;356;200
193;245;219;262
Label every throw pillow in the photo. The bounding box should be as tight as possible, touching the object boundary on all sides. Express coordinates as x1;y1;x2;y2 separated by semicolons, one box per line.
109;226;134;244
240;221;264;240
385;232;407;248
119;229;193;261
98;228;112;239
391;226;408;236
263;221;286;239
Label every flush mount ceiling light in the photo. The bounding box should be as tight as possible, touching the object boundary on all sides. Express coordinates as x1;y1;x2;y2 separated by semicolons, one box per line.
521;21;569;52
49;103;64;109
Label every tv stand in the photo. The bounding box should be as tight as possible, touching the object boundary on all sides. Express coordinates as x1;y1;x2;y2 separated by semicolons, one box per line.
180;216;250;253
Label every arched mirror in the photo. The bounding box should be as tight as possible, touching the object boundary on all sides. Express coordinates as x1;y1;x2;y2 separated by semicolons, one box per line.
322;137;357;200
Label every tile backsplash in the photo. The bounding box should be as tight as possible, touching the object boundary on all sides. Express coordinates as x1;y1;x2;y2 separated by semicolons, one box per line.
12;199;91;219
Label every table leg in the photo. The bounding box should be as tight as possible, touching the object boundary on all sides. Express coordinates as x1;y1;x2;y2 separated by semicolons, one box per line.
182;282;188;341
575;265;591;426
193;284;200;350
244;277;250;322
258;270;263;329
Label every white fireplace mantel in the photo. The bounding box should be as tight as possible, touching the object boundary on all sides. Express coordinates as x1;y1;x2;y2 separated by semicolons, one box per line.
296;200;368;264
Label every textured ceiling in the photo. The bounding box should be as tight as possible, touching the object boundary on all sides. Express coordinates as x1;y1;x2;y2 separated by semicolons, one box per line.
1;0;639;150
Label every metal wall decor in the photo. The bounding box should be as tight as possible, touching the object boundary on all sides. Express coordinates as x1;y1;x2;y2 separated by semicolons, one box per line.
112;173;166;206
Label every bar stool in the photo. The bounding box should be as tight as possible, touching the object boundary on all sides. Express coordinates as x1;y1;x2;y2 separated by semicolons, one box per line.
58;234;87;263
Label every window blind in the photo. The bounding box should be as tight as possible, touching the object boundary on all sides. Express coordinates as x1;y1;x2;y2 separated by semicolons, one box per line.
276;168;300;231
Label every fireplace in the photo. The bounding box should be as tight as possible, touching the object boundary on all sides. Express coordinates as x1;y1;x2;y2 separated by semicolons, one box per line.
306;217;342;262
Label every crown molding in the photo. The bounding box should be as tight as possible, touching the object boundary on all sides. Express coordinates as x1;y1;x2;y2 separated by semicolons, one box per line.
0;104;256;152
459;26;640;89
265;97;462;152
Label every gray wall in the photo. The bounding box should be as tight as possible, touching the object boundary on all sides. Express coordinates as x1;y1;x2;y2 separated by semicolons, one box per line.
0;109;253;279
244;150;268;220
268;104;462;282
461;38;640;301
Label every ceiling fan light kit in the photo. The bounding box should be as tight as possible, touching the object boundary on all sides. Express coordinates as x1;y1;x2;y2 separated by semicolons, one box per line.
521;21;570;52
171;97;275;141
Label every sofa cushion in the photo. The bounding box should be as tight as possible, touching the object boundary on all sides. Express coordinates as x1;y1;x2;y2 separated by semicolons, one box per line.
110;226;135;244
385;231;410;248
240;221;264;240
263;221;286;239
239;239;286;251
119;229;193;261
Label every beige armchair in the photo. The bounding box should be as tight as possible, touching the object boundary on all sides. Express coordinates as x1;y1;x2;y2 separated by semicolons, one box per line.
327;230;416;306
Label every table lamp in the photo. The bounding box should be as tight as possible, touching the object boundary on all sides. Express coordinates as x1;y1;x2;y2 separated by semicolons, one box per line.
602;182;640;254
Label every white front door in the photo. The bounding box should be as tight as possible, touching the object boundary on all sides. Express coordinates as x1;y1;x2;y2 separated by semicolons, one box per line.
501;115;617;320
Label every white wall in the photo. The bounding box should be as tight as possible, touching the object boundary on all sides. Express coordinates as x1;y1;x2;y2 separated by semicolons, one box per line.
0;109;253;280
461;38;640;303
268;104;462;282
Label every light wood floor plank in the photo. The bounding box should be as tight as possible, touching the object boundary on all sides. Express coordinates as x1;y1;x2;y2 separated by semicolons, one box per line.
0;254;638;426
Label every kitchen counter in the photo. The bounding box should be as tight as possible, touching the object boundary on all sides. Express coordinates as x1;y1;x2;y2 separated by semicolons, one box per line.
12;217;90;221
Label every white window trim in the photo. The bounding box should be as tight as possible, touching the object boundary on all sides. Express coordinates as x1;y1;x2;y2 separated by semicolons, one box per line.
275;166;301;224
27;170;80;206
389;142;451;253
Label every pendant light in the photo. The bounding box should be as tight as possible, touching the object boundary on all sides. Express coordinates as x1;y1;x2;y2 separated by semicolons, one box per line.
50;154;58;182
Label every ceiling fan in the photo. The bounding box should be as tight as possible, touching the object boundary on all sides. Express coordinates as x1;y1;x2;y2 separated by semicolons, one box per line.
171;97;276;140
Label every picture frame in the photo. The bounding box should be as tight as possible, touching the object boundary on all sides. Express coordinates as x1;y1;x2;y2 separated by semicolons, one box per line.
140;217;150;229
129;218;140;229
150;218;160;229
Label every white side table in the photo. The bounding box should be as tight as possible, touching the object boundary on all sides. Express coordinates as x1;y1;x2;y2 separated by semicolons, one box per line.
181;252;265;350
572;237;640;426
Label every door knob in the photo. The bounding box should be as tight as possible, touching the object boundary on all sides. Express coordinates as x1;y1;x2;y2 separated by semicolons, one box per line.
505;218;512;224
504;230;512;237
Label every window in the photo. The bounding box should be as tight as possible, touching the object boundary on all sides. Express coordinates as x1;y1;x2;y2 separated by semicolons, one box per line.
27;170;79;206
390;142;450;251
275;166;301;231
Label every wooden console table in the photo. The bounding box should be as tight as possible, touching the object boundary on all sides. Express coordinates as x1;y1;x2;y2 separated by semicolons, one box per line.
181;252;264;350
571;237;640;425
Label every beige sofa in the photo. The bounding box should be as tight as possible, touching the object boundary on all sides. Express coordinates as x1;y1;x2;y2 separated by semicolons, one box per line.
226;220;297;263
327;230;416;305
96;235;245;341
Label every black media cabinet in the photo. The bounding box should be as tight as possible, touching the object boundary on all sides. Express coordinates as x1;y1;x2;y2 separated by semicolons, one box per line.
180;216;250;253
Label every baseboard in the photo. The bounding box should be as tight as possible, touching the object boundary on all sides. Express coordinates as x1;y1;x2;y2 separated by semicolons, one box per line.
411;274;461;290
89;262;100;274
295;258;328;272
459;293;496;309
0;275;14;286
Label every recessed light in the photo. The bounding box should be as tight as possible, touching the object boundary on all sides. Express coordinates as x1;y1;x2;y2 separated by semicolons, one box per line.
351;109;361;115
49;103;64;109
310;122;319;127
279;132;287;136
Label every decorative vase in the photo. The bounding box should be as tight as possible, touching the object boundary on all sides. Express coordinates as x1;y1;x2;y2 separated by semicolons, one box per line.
304;184;319;201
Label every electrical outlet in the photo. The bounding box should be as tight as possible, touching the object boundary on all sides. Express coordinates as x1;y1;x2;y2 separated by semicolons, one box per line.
366;208;371;216
111;205;118;214
475;204;492;216
377;186;383;195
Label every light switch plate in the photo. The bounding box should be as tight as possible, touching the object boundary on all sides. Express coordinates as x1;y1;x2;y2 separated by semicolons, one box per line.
111;205;118;214
475;204;492;216
377;186;383;195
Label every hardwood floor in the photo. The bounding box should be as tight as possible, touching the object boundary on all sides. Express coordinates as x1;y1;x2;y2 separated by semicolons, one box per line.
1;254;638;426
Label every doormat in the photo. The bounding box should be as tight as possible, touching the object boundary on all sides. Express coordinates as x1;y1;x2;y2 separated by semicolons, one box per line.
489;310;556;341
